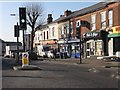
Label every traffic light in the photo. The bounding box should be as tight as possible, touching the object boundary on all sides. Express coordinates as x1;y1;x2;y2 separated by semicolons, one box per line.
76;27;80;38
14;25;19;37
19;7;27;30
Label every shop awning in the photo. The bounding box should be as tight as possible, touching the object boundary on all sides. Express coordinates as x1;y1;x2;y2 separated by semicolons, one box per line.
108;33;120;38
68;39;79;43
57;40;67;44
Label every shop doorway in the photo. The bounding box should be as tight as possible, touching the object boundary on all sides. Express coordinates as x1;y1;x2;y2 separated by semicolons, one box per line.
86;40;95;58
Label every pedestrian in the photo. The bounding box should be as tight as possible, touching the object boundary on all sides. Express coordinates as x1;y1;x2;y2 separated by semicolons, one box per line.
53;48;57;60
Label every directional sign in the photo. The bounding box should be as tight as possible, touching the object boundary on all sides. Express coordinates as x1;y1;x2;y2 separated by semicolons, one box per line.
22;52;29;67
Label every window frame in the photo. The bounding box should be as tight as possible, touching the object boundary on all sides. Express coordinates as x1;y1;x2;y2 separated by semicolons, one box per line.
91;14;96;31
52;27;55;37
76;20;81;27
101;11;106;29
108;9;113;27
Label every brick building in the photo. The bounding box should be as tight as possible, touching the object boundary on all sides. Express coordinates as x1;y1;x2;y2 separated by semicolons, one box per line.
73;2;120;58
34;1;120;58
56;1;120;58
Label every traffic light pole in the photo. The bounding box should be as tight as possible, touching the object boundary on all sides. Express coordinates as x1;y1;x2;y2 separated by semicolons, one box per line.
19;7;27;52
79;26;82;64
23;30;25;52
16;22;19;64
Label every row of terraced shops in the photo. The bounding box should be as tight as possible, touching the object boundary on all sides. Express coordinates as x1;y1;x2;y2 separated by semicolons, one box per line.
34;2;120;59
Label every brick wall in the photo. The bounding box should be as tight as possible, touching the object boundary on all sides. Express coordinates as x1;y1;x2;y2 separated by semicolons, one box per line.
72;2;120;37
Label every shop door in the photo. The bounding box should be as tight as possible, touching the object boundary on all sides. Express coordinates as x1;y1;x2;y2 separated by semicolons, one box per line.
86;42;91;57
95;40;103;56
86;40;95;57
108;38;113;56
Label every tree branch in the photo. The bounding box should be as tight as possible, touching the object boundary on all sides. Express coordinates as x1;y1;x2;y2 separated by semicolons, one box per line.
28;13;33;24
26;19;32;27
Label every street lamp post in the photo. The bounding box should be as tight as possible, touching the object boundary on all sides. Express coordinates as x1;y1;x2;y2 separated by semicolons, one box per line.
79;26;82;64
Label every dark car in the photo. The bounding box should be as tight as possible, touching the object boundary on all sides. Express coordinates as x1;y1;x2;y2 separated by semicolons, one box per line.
28;51;38;60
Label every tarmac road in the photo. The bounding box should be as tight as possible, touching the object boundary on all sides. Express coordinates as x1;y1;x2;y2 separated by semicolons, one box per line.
2;58;120;88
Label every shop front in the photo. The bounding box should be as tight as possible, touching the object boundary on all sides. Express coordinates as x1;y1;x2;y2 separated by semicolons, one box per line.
108;26;120;56
83;30;108;58
57;38;81;58
67;39;81;58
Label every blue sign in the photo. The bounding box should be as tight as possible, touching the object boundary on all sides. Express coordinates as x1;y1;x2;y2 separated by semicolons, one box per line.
24;54;28;58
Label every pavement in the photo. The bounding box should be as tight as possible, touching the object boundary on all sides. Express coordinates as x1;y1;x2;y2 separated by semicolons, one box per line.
42;58;120;68
2;57;120;70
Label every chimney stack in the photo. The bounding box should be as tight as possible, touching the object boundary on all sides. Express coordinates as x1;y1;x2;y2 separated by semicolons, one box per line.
47;14;53;24
64;10;72;17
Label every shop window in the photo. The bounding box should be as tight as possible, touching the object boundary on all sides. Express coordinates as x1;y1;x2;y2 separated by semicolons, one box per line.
87;43;90;49
114;38;120;52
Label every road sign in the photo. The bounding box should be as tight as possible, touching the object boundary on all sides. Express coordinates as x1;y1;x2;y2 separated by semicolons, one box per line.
22;52;29;67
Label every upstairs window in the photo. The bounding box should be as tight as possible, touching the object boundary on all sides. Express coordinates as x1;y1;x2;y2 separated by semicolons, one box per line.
47;31;49;39
44;32;45;40
37;34;39;40
108;10;113;27
66;23;69;34
61;25;64;35
101;11;106;29
52;27;55;36
70;22;73;34
35;34;37;41
76;20;81;27
91;14;96;30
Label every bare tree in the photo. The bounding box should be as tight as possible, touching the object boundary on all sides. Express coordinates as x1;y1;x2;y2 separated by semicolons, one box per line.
26;2;45;51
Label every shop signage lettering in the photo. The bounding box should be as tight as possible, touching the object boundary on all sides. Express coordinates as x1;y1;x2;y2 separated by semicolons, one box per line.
85;32;99;38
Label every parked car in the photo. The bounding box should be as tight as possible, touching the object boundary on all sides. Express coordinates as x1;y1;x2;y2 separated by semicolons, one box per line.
47;51;53;58
4;55;10;58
